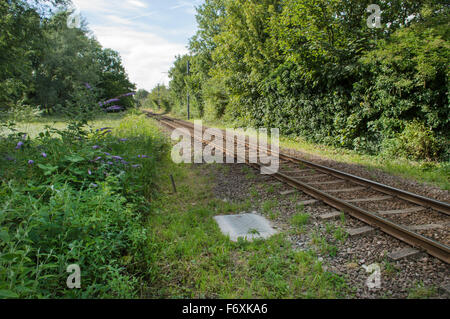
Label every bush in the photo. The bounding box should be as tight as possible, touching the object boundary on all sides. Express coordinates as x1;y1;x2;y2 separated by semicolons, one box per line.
0;100;42;122
0;114;169;298
382;121;442;161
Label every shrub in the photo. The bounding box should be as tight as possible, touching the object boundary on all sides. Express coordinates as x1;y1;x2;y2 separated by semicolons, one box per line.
0;113;169;298
382;121;442;161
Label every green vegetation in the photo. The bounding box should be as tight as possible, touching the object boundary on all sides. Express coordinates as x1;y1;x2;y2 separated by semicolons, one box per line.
144;164;348;298
161;0;449;171
291;213;310;227
0;113;170;298
1;0;135;118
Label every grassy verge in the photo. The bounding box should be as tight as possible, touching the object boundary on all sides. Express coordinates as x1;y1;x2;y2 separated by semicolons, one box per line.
0;112;170;298
143;163;349;298
1;111;348;298
149;109;449;190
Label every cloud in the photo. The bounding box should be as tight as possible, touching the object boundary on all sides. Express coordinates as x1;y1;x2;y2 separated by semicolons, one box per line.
71;0;195;90
91;25;188;90
126;0;148;8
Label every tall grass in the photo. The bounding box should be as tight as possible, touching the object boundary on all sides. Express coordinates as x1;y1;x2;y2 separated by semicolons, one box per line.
0;113;169;298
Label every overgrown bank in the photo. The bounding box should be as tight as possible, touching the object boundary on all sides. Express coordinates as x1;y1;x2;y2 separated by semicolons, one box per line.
160;1;449;163
0;113;170;298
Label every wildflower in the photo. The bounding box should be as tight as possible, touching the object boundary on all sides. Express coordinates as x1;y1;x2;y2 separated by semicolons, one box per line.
103;98;120;105
105;105;123;112
93;156;102;161
107;161;114;165
90;183;98;188
103;152;111;156
119;138;128;142
138;155;149;158
92;145;100;150
88;169;92;175
101;130;112;135
84;83;92;89
111;155;123;160
41;152;47;158
16;141;24;150
119;92;136;98
100;127;112;131
22;134;27;140
28;160;35;165
132;164;142;168
121;160;129;165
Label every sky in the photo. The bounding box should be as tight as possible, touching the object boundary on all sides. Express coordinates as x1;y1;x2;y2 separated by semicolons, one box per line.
70;0;203;91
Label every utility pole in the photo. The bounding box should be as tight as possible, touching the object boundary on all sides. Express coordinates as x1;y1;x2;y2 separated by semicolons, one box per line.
187;60;190;120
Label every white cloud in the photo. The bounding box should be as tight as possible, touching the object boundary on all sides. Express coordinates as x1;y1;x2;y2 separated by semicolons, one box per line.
126;0;148;8
91;26;188;90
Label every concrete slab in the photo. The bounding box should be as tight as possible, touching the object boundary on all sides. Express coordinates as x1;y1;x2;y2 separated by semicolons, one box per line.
388;247;421;261
346;226;374;237
406;223;444;231
279;189;297;196
297;199;319;206
308;180;345;186
319;211;342;220
214;213;278;242
347;196;392;203
326;187;366;193
378;206;425;215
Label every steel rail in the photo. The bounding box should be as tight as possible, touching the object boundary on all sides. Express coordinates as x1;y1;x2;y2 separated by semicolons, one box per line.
152;113;450;216
149;113;450;264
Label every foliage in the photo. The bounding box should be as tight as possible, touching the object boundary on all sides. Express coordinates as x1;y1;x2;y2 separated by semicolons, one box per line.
166;0;449;161
0;1;136;117
0;114;170;298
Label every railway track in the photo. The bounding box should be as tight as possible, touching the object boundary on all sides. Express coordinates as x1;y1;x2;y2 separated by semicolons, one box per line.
146;111;450;264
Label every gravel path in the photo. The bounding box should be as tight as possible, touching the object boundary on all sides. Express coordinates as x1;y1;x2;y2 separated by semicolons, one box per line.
200;163;449;299
280;147;449;202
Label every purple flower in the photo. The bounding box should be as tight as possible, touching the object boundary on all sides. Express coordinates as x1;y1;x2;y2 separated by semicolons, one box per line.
98;102;103;107
107;161;114;165
119;92;136;98
84;83;92;90
132;164;142;168
106;105;123;112
100;127;112;131
41;152;47;158
101;130;112;135
91;183;98;188
16;141;24;150
138;155;149;158
22;134;27;140
103;98;120;105
121;160;129;165
111;156;123;160
103;152;111;156
28;160;35;165
88;169;92;175
119;138;128;142
92;145;100;150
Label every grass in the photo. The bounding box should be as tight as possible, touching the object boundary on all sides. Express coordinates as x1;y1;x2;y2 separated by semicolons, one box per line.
291;213;310;227
407;282;438;299
0;113;126;138
142;162;349;298
0;112;170;298
153;109;449;190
